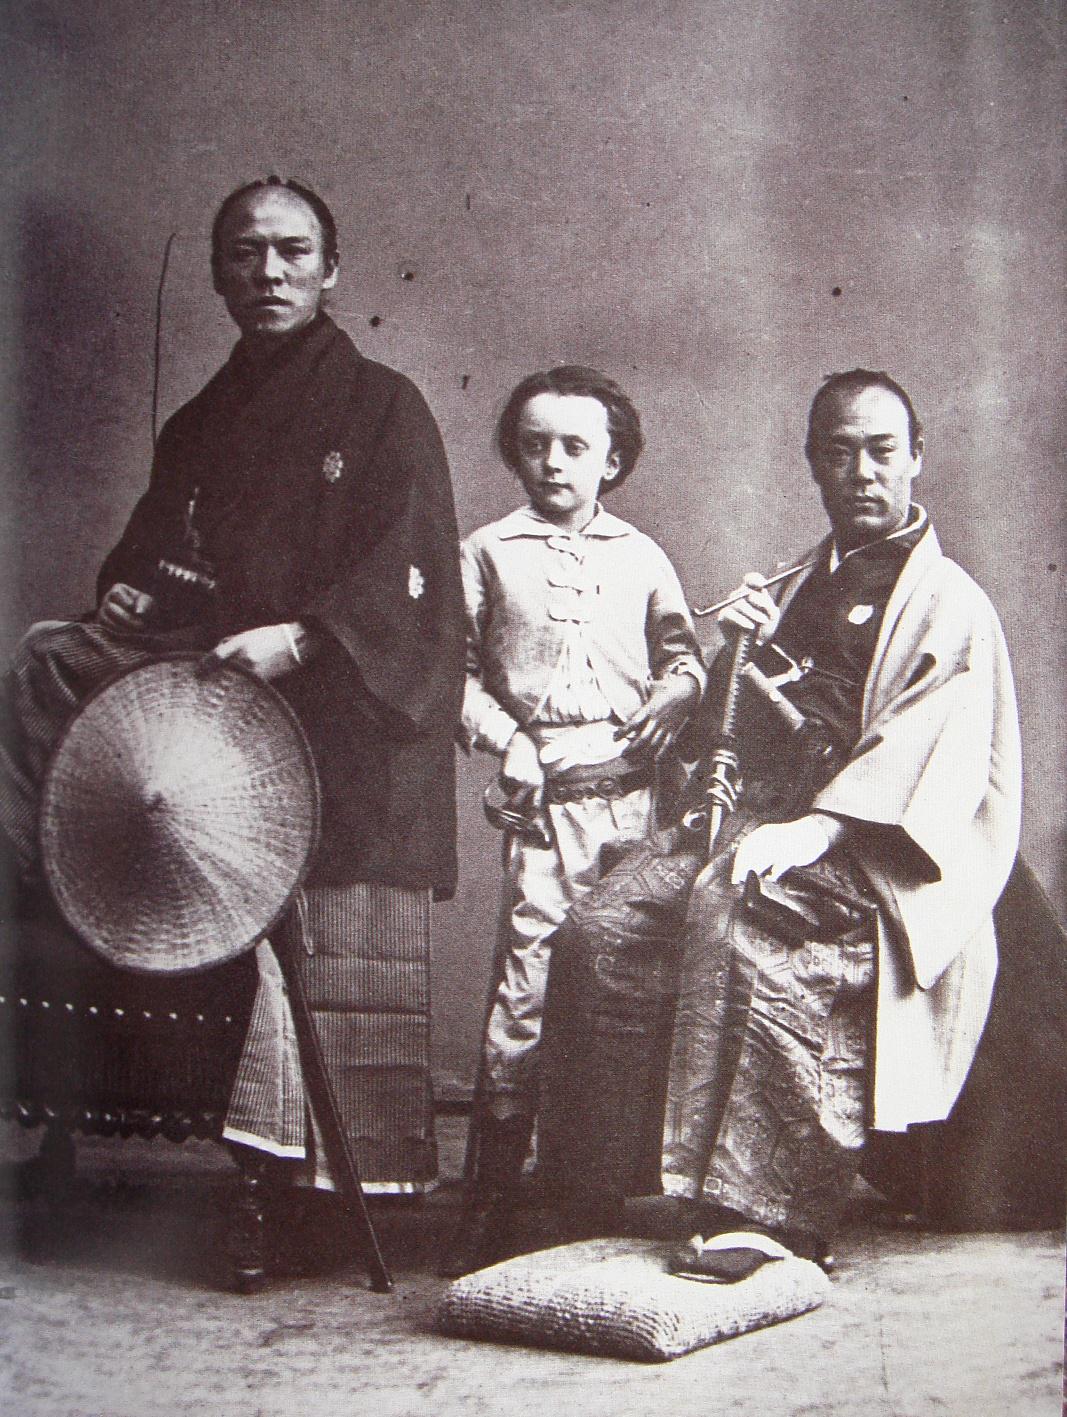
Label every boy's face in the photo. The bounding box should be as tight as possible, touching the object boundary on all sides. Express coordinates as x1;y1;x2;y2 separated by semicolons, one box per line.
514;393;620;531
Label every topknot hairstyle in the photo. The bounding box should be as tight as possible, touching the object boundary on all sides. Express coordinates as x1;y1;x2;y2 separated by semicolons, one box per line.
210;176;339;273
805;368;923;460
495;365;645;490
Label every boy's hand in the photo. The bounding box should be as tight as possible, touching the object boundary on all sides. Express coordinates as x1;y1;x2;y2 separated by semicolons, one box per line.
719;572;780;646
616;673;699;759
500;730;545;807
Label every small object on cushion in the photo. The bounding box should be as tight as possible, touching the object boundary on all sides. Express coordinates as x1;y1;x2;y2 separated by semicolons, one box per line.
437;1237;831;1363
671;1230;791;1285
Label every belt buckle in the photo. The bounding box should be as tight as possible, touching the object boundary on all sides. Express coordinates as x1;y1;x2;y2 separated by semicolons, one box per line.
597;777;622;799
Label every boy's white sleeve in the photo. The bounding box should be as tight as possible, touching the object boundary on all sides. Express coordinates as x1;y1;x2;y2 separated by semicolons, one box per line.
646;542;707;692
460;538;521;755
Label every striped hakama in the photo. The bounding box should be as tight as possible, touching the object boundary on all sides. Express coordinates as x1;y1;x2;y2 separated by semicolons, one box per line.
224;882;437;1193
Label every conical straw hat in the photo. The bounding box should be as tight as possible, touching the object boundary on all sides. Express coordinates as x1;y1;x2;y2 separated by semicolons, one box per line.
40;654;319;974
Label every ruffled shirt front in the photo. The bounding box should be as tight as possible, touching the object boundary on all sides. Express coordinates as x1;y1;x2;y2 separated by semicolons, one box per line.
461;503;706;754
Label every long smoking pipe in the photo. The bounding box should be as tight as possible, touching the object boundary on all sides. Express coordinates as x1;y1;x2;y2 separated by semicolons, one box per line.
692;558;817;618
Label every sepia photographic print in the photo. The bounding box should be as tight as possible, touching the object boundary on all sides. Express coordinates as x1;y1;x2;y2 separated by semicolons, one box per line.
1;2;1063;1413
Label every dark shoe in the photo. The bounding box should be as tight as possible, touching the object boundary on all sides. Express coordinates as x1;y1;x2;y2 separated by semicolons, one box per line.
438;1196;517;1278
558;1191;627;1243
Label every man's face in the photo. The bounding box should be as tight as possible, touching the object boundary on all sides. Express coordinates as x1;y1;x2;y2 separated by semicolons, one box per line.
212;188;338;343
808;386;922;551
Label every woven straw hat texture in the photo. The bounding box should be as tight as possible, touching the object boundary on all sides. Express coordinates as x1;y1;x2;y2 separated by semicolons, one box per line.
41;655;319;975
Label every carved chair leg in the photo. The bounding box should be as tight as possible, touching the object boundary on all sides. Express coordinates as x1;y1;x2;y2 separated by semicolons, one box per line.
226;1145;273;1294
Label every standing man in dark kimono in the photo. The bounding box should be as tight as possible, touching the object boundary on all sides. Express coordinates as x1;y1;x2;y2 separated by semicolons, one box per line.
0;179;465;1241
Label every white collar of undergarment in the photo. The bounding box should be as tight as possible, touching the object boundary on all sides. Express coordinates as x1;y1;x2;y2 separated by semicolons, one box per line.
828;504;927;574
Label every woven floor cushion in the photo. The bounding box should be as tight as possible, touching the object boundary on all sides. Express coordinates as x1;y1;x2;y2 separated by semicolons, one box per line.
438;1238;831;1362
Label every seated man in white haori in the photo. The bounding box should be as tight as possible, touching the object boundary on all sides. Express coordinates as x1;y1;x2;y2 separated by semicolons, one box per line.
662;369;1021;1279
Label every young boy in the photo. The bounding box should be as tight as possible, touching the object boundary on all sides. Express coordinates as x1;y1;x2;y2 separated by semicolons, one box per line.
442;366;705;1276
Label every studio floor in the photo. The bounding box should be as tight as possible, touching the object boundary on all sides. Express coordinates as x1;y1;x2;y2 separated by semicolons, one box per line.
0;1114;1062;1417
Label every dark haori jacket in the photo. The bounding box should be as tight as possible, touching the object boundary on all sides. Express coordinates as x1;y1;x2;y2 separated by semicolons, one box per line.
98;314;465;898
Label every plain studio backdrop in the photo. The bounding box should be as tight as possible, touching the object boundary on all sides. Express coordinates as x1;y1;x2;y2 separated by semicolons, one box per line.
1;0;1062;1094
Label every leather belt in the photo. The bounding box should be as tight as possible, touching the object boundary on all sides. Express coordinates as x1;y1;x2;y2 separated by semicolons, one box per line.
543;757;653;805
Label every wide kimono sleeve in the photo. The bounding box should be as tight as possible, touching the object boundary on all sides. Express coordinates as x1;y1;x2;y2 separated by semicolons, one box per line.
811;556;1022;989
301;373;466;740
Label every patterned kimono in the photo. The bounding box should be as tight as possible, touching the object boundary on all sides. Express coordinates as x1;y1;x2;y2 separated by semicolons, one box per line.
662;514;1021;1239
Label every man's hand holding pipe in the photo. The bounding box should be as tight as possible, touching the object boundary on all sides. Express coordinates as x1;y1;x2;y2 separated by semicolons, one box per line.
718;572;780;645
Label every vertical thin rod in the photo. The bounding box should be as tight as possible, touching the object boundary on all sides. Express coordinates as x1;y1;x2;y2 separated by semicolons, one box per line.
152;233;177;448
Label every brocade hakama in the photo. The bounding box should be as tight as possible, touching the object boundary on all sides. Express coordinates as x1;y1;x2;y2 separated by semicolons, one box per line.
662;805;877;1241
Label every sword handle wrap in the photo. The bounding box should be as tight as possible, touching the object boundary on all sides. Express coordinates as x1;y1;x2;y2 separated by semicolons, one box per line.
704;627;755;856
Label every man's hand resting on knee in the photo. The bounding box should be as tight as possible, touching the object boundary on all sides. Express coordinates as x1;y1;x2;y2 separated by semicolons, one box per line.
207;624;312;681
730;812;846;884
